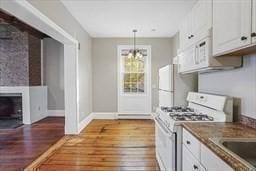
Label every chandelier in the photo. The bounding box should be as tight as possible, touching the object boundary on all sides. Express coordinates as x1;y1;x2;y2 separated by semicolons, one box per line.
128;29;143;59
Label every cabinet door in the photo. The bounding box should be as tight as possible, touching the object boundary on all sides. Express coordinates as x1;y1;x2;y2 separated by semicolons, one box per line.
213;0;252;56
192;0;212;40
201;144;233;171
252;0;256;43
178;46;196;73
179;16;190;50
183;146;205;171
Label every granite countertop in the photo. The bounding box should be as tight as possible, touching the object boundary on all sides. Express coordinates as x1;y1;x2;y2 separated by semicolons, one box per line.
182;122;256;171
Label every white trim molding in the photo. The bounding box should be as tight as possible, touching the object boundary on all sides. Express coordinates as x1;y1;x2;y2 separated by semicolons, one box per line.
78;113;94;132
116;113;153;119
1;0;80;135
48;110;65;117
117;45;152;115
93;112;117;119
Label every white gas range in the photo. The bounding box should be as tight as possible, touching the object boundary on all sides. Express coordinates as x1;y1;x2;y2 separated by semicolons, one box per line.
154;92;233;171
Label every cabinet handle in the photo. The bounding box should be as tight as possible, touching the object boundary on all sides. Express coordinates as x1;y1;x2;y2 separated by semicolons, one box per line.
251;32;256;37
241;36;247;41
188;35;194;39
186;140;191;145
193;165;199;171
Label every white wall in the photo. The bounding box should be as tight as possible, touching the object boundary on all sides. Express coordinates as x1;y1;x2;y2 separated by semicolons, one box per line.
28;0;92;122
29;86;48;123
199;54;256;119
43;38;64;111
92;38;174;112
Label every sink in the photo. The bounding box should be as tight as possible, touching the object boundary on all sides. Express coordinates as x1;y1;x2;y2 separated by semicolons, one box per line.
211;138;256;170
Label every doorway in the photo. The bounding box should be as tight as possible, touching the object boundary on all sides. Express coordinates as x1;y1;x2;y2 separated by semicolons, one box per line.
117;45;152;118
1;1;79;134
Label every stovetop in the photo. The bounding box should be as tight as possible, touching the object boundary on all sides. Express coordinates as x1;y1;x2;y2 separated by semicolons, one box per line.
169;112;214;121
160;106;214;121
161;106;194;113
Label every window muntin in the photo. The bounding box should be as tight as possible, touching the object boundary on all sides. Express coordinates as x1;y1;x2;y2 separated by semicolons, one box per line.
121;49;146;93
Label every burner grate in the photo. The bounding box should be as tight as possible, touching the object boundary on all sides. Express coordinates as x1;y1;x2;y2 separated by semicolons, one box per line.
161;106;194;113
169;112;214;121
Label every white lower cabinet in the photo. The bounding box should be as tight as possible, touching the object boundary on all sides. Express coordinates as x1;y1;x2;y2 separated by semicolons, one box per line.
182;129;233;171
183;146;205;171
201;144;233;171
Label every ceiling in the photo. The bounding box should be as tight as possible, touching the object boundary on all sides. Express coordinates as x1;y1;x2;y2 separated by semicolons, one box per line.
61;0;196;38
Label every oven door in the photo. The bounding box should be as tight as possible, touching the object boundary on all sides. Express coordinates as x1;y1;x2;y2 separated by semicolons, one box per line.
155;117;176;171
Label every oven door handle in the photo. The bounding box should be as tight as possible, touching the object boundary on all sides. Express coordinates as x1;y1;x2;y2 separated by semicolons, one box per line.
155;117;175;140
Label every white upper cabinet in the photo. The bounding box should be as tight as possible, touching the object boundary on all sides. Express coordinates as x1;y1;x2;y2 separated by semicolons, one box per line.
178;46;196;73
179;16;190;51
212;0;252;56
192;0;212;42
178;0;242;74
252;0;256;43
179;0;212;51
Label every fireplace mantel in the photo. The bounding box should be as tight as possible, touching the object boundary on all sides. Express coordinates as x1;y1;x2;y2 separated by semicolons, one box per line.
0;86;47;124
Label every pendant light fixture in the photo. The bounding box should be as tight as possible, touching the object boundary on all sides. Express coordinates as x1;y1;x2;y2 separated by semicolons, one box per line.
128;29;143;59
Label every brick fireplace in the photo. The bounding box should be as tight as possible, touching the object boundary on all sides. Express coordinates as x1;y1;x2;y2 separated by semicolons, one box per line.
0;12;48;127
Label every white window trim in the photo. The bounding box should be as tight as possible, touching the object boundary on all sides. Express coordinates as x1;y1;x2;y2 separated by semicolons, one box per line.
117;45;152;113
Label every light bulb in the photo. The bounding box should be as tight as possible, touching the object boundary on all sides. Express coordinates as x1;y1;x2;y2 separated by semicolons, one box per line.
128;52;133;58
136;52;140;57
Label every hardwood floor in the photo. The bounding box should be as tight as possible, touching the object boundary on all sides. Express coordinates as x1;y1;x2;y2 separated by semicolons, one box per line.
0;117;64;171
27;119;160;171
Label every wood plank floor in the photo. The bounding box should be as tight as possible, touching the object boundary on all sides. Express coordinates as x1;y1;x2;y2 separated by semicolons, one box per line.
0;117;64;171
27;119;160;171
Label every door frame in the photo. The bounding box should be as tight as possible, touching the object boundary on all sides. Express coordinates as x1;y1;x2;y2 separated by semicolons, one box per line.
117;45;152;116
1;0;80;134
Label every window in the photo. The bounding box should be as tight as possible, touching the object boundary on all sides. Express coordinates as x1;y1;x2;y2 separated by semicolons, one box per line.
121;49;146;93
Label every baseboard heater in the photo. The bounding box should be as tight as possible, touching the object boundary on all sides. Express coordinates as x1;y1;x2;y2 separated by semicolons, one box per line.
116;113;152;119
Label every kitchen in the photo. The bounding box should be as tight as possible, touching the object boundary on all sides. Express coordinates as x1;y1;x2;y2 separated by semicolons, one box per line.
0;0;256;171
156;0;256;170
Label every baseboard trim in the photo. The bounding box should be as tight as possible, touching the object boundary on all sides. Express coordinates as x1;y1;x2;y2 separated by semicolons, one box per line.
77;112;154;133
47;110;65;117
78;113;94;132
116;113;154;119
93;112;117;119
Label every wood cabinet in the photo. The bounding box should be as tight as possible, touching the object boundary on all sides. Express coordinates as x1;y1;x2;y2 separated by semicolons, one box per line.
179;0;212;51
212;0;252;56
253;0;256;43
